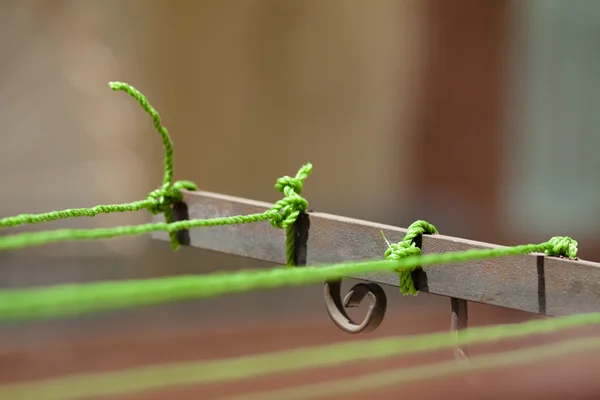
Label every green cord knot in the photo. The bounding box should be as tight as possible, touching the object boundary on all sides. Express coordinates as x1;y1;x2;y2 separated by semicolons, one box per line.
145;180;198;215
268;163;312;267
546;236;578;259
383;220;438;295
269;163;313;229
146;180;198;250
275;175;304;195
110;81;201;251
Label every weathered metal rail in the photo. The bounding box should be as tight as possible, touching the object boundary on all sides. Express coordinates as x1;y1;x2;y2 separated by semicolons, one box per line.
152;190;600;344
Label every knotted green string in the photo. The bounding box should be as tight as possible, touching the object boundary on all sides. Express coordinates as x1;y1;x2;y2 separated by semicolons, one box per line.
0;163;312;255
111;81;310;257
0;82;198;251
0;234;578;323
0;79;587;398
109;81;197;250
383;220;438;295
383;222;578;296
544;235;579;258
0;80;312;256
269;163;312;266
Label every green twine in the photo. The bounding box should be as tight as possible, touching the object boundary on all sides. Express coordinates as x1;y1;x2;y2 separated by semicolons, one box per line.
0;80;312;258
0;163;312;254
0;81;198;251
383;220;438;295
384;222;577;296
108;82;175;189
0;212;275;252
109;82;197;250
0;79;587;397
224;337;600;400
1;313;599;400
0;199;154;228
0;235;577;323
270;163;312;266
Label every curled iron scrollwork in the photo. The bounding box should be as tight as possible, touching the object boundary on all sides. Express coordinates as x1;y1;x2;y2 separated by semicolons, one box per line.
323;279;387;334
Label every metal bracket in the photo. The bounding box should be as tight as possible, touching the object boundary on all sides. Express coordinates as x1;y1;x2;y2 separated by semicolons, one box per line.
151;190;600;323
450;297;470;361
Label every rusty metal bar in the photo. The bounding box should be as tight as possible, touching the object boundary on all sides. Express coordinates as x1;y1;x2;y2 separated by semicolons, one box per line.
151;190;600;317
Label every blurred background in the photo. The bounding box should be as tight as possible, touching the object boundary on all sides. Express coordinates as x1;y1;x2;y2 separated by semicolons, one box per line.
0;0;599;399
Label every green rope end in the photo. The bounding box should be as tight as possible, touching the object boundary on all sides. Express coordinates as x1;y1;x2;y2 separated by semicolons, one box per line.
109;81;199;251
108;80;175;186
545;236;578;259
384;220;438;296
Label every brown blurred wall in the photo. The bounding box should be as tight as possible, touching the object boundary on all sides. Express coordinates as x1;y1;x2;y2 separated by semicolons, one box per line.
0;0;439;350
0;0;428;291
411;0;510;244
154;0;426;221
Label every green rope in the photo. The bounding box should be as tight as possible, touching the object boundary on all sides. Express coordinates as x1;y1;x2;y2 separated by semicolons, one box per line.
223;337;600;400
0;81;198;251
383;220;438;295
1;313;599;400
0;199;154;228
109;82;197;250
0;81;311;257
269;163;312;266
0;212;275;251
108;82;174;189
0;78;586;397
0;235;576;322
0;162;312;253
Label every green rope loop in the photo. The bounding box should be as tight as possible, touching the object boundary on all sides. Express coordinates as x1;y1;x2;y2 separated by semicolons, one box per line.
268;163;312;266
109;82;198;250
383;220;438;295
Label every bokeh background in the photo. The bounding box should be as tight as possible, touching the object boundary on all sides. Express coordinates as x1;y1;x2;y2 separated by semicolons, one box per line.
1;1;599;399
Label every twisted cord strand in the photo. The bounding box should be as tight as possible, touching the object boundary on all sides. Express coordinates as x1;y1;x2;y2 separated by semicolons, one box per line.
0;199;155;228
0;82;198;252
0;313;599;400
0;211;277;252
108;82;174;189
0;181;197;235
109;82;198;250
0;235;576;322
269;163;313;266
0;79;586;397
383;220;438;295
0;163;312;253
222;337;600;400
